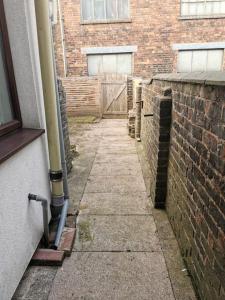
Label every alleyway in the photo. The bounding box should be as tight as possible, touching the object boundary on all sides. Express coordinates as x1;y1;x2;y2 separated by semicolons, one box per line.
14;119;196;300
49;119;174;300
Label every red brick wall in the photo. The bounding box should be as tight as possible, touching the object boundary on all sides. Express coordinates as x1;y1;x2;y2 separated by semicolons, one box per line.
140;75;225;300
62;77;101;116
53;0;225;78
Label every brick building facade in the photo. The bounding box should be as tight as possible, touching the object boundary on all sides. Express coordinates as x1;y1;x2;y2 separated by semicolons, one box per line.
53;0;225;79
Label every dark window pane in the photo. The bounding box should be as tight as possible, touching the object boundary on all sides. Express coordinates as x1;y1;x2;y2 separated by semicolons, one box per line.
0;31;13;126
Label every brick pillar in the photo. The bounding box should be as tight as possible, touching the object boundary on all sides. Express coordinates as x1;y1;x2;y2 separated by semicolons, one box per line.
153;87;172;208
127;77;133;111
135;84;142;140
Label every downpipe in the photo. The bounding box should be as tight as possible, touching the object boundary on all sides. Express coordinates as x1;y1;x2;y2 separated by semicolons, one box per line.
50;14;70;249
35;0;65;218
52;199;69;250
35;0;70;249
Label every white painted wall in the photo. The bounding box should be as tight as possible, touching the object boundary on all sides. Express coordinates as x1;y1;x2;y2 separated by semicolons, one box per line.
0;1;51;299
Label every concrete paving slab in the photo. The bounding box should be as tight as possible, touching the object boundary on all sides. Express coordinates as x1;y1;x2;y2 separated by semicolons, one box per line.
48;252;175;300
75;143;99;154
94;153;140;164
99;142;136;150
85;175;146;193
101;119;127;126
102;129;128;136
68;192;83;214
90;162;142;176
101;134;132;140
74;215;161;252
100;138;134;144
97;147;137;155
79;192;151;215
13;267;57;300
98;140;136;147
69;176;89;194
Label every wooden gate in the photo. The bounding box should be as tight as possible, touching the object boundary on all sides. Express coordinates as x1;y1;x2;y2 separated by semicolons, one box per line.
101;74;128;118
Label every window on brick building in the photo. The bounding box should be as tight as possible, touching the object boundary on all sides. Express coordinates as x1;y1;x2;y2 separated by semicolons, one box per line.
81;0;129;22
181;0;225;18
177;49;224;72
88;53;132;75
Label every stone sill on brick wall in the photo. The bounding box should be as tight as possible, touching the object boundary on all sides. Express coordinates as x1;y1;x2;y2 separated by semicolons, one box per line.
179;15;225;21
81;19;132;25
154;72;225;87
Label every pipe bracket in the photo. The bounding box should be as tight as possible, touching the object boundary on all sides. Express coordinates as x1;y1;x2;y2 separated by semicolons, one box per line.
144;113;154;117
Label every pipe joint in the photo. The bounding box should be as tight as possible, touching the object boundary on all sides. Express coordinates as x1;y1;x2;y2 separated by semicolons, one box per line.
49;170;63;182
52;194;65;207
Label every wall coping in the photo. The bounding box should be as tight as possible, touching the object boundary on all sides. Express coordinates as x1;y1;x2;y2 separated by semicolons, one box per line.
153;72;225;86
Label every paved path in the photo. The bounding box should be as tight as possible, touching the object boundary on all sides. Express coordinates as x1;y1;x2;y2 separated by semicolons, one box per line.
49;120;175;300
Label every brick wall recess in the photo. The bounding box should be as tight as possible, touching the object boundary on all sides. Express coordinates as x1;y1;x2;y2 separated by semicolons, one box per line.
140;72;225;300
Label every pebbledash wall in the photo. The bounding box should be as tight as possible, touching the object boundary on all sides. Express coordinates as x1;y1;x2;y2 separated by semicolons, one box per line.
138;72;225;300
0;1;51;299
53;0;225;78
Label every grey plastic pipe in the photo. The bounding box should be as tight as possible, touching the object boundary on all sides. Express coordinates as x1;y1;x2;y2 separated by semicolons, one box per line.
52;199;69;250
49;16;70;249
28;194;49;247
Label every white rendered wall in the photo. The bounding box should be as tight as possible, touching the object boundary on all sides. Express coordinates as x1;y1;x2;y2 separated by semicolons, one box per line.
0;139;50;300
0;1;51;299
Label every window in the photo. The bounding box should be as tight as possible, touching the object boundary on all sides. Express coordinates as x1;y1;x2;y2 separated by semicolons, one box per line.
177;49;224;72
181;0;225;18
88;53;132;75
81;0;129;22
0;0;21;137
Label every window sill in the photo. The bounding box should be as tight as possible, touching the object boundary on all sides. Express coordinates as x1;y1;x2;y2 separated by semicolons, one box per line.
0;128;45;165
81;18;132;25
179;15;225;21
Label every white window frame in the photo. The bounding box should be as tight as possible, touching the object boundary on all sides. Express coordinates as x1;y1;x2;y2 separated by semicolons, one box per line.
87;52;134;76
178;49;224;72
173;43;225;73
180;0;225;19
81;0;130;23
82;46;137;76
